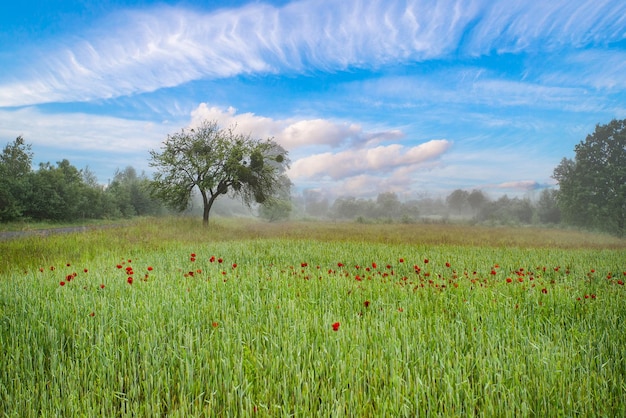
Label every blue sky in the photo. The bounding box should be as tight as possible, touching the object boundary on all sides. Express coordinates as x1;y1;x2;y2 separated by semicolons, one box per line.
1;0;625;200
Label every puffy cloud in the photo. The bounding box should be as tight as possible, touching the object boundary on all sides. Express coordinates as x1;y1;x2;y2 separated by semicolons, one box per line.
289;140;451;180
189;103;404;149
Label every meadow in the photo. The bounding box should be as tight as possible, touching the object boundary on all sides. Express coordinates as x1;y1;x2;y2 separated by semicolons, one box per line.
1;217;625;416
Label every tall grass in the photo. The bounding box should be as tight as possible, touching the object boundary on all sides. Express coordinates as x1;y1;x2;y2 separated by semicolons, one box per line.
1;218;625;416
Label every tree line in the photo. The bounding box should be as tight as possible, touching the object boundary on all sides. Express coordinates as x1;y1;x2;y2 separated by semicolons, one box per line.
292;188;560;226
0;136;163;223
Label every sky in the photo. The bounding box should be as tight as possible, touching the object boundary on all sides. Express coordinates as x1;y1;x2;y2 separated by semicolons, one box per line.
1;0;625;201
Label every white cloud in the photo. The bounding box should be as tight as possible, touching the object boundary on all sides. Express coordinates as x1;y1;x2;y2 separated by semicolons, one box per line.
189;103;404;149
289;140;451;180
2;0;623;107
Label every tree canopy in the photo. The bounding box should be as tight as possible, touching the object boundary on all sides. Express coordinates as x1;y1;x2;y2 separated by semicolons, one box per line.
149;120;290;226
553;119;626;236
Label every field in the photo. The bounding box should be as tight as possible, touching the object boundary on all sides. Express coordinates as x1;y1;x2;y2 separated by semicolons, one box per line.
1;218;626;416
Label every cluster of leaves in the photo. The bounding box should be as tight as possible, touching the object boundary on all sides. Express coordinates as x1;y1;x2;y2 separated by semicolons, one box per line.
0;137;163;223
554;119;626;236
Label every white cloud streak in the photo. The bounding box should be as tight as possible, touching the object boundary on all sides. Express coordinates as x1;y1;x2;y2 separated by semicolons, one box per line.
1;0;624;107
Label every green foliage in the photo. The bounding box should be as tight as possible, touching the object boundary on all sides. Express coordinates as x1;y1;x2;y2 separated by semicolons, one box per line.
149;120;290;226
0;136;32;221
554;119;626;235
0;137;164;223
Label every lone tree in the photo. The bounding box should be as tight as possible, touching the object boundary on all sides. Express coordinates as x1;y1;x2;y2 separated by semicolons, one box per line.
149;120;289;226
553;118;626;236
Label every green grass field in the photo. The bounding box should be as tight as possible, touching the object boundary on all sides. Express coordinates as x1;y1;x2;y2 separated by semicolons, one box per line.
1;218;625;416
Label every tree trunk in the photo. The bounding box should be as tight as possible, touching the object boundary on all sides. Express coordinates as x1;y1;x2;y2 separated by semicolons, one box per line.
202;191;219;227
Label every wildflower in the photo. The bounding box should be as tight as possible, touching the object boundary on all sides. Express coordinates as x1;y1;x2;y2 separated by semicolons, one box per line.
99;284;105;289
191;253;196;258
89;312;95;317
364;300;370;308
445;262;451;268
399;258;404;263
147;266;153;271
424;259;429;264
83;269;88;273
59;281;66;286
212;322;219;328
332;322;340;331
210;256;216;262
506;278;513;283
541;288;548;294
617;280;624;286
232;263;237;269
218;258;223;264
372;262;377;269
127;277;133;285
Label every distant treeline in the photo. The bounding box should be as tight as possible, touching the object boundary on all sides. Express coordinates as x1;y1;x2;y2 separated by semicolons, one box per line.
0;137;164;223
292;189;561;226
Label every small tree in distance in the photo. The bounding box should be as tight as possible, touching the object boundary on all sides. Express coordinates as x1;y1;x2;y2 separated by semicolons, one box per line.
149;120;289;227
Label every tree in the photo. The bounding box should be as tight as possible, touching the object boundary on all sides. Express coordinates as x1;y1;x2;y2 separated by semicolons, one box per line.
536;189;561;224
446;189;469;215
149;120;289;226
0;136;33;221
553;119;626;235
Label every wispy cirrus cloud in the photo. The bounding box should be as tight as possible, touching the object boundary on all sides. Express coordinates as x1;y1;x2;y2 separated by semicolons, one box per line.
1;0;624;107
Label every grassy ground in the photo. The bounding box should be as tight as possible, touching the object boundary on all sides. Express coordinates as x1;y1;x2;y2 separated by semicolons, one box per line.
1;217;625;416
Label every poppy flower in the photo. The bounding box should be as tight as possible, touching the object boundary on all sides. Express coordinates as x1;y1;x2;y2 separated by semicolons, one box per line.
147;266;153;271
541;288;548;294
212;322;219;328
332;322;340;331
218;258;223;264
100;284;105;289
127;277;133;285
364;300;370;308
210;256;216;263
372;262;377;269
59;281;66;286
399;258;404;263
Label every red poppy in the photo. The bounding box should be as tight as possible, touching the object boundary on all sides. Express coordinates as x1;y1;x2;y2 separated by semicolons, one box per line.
127;277;133;285
210;256;216;263
100;284;105;289
364;300;370;308
445;262;451;268
506;278;512;283
83;269;88;273
89;312;95;317
372;262;377;269
424;259;429;264
218;258;223;264
147;266;153;271
541;288;548;294
190;257;196;262
212;322;219;328
59;281;66;286
399;258;404;263
232;263;237;269
191;253;196;257
332;322;340;331
617;280;624;286
116;264;123;269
